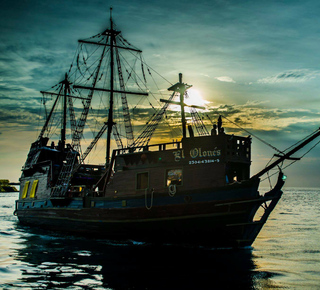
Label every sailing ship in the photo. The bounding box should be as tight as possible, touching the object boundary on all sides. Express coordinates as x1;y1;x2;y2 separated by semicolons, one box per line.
15;10;320;247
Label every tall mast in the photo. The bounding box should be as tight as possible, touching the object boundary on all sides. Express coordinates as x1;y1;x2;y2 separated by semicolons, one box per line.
61;73;70;150
165;73;192;138
178;73;187;138
162;73;204;138
168;73;192;138
39;74;70;148
106;7;116;164
72;8;148;162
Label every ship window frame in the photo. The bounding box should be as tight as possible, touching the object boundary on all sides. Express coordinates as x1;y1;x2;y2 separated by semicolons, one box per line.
166;168;183;187
22;181;30;199
136;171;149;190
29;180;39;198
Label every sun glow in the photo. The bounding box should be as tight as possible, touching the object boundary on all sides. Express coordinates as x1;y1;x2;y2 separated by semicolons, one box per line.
185;88;209;111
166;88;209;112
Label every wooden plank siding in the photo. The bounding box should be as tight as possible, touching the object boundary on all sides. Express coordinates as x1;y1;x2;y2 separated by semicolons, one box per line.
106;134;250;197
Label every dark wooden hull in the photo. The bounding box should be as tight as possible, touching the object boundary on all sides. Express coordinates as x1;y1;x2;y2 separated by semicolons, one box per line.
15;180;283;248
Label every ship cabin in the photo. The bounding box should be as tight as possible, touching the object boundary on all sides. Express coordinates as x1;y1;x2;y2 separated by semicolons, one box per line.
102;73;252;198
19;136;105;200
104;132;251;197
22;137;67;177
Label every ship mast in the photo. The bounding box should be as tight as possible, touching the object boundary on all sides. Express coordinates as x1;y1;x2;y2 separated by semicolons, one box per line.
106;7;117;164
72;8;149;164
37;73;71;149
61;73;71;150
168;73;191;138
161;73;204;138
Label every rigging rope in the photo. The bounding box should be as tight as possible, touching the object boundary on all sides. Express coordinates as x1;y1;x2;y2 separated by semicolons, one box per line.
145;188;154;210
262;137;320;182
127;52;173;87
282;129;320;153
219;114;284;154
216;114;320;184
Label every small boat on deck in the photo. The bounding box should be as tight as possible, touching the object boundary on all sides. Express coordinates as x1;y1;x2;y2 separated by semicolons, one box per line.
15;10;320;247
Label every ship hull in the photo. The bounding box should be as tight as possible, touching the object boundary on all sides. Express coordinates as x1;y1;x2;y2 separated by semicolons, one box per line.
15;181;283;248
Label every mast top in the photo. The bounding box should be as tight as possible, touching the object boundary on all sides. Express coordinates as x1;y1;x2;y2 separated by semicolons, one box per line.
168;73;192;94
165;73;194;138
101;7;120;37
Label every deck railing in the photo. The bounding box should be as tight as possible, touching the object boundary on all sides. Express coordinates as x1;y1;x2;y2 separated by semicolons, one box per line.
115;140;182;155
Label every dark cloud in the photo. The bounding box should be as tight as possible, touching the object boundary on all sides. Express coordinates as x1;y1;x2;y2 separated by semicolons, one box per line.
258;69;320;84
0;108;40;130
26;55;56;66
0;86;24;92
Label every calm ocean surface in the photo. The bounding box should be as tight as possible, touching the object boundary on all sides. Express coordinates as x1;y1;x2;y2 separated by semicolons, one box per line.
1;188;319;289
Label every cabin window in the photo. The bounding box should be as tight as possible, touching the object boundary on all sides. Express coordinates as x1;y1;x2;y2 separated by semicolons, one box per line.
166;169;183;186
136;172;149;190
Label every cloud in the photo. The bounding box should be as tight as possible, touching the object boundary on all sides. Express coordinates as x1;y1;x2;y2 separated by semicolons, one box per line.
214;76;236;83
208;101;320;134
257;69;320;84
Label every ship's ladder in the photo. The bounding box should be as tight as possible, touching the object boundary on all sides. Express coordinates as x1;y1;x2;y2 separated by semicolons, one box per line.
113;125;124;149
190;107;209;136
51;150;78;197
115;47;134;147
129;91;175;148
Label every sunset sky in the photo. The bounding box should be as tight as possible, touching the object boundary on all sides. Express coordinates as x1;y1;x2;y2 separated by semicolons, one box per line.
1;0;320;187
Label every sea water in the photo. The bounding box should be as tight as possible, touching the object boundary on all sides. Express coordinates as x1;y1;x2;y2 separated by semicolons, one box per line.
0;188;319;289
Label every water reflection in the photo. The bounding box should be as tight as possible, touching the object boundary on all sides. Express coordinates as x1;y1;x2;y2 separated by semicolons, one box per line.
3;190;320;289
9;226;281;289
